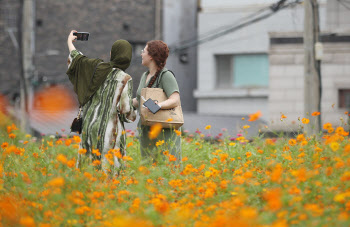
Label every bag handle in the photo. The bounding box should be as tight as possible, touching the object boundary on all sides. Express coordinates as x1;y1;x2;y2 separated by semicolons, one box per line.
155;70;175;88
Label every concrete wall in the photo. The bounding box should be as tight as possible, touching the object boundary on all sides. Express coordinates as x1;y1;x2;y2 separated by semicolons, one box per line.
163;0;198;112
269;35;350;131
196;1;327;119
0;0;156;103
327;0;350;32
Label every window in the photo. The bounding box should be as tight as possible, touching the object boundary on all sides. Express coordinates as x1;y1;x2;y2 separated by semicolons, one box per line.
216;54;269;88
339;89;350;109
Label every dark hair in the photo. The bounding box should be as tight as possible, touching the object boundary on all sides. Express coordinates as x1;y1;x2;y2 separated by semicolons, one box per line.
146;40;169;88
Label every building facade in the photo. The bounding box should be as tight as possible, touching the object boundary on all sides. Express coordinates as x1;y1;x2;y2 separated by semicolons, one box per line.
162;0;198;112
195;0;350;130
0;0;158;105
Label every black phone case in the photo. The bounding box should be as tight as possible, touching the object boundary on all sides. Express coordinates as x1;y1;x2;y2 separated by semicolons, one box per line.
73;32;89;41
143;98;161;114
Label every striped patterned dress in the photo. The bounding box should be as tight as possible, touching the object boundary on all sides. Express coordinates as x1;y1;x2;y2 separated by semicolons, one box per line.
68;51;136;175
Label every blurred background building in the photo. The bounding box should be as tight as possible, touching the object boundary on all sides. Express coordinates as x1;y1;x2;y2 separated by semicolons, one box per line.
0;0;349;136
196;0;350;132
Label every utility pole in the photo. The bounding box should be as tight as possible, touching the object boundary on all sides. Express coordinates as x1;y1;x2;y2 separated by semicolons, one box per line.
155;0;162;40
304;0;321;136
21;0;35;133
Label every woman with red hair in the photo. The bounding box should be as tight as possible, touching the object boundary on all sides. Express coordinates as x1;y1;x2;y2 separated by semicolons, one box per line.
133;40;181;163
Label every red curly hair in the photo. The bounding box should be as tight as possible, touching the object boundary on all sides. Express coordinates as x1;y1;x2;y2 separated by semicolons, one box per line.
146;40;169;88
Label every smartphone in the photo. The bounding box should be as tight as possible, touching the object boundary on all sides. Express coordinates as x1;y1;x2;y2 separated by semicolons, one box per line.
73;32;89;41
143;98;161;114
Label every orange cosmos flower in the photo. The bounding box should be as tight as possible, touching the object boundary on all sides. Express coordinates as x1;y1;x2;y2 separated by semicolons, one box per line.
168;155;177;162
271;163;283;183
123;156;133;161
344;144;350;153
148;123;162;139
92;160;101;166
311;111;320;116
248;110;262;121
174;129;181;136
65;139;72;146
78;149;87;154
8;133;16;139
323;123;332;130
1;142;8;149
73;135;81;143
20;216;35;227
56;154;67;164
280;114;287;119
263;188;282;211
341;172;350;182
301;118;310;124
67;160;75;168
46;177;65;187
289;139;297;146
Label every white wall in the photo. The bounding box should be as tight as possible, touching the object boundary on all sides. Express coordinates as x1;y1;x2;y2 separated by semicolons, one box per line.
196;1;327;119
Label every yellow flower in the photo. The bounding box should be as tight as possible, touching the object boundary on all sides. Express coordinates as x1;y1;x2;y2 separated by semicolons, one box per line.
204;171;211;178
155;140;165;147
243;125;250;129
330;142;339;152
205;125;211;130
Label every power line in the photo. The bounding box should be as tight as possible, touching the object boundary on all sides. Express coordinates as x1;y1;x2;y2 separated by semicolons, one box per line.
337;0;350;10
129;0;302;65
171;0;302;53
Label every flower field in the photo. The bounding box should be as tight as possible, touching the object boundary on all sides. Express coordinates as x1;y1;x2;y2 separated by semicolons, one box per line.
0;112;350;227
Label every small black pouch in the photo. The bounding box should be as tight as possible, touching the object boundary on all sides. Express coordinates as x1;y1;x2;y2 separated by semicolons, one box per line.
70;107;82;134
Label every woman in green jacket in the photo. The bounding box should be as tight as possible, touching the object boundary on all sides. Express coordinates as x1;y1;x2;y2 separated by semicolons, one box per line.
66;30;136;176
132;40;182;164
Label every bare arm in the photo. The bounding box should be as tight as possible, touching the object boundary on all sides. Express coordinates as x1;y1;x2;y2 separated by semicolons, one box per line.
157;92;180;109
67;30;77;53
132;98;139;109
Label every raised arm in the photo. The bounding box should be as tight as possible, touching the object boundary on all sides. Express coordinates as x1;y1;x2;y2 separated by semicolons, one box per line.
67;30;77;53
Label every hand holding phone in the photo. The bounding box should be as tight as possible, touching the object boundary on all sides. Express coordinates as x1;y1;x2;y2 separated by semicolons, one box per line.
143;98;161;114
73;32;90;41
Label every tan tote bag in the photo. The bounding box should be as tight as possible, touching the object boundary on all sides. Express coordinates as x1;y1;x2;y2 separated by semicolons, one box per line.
140;87;184;129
